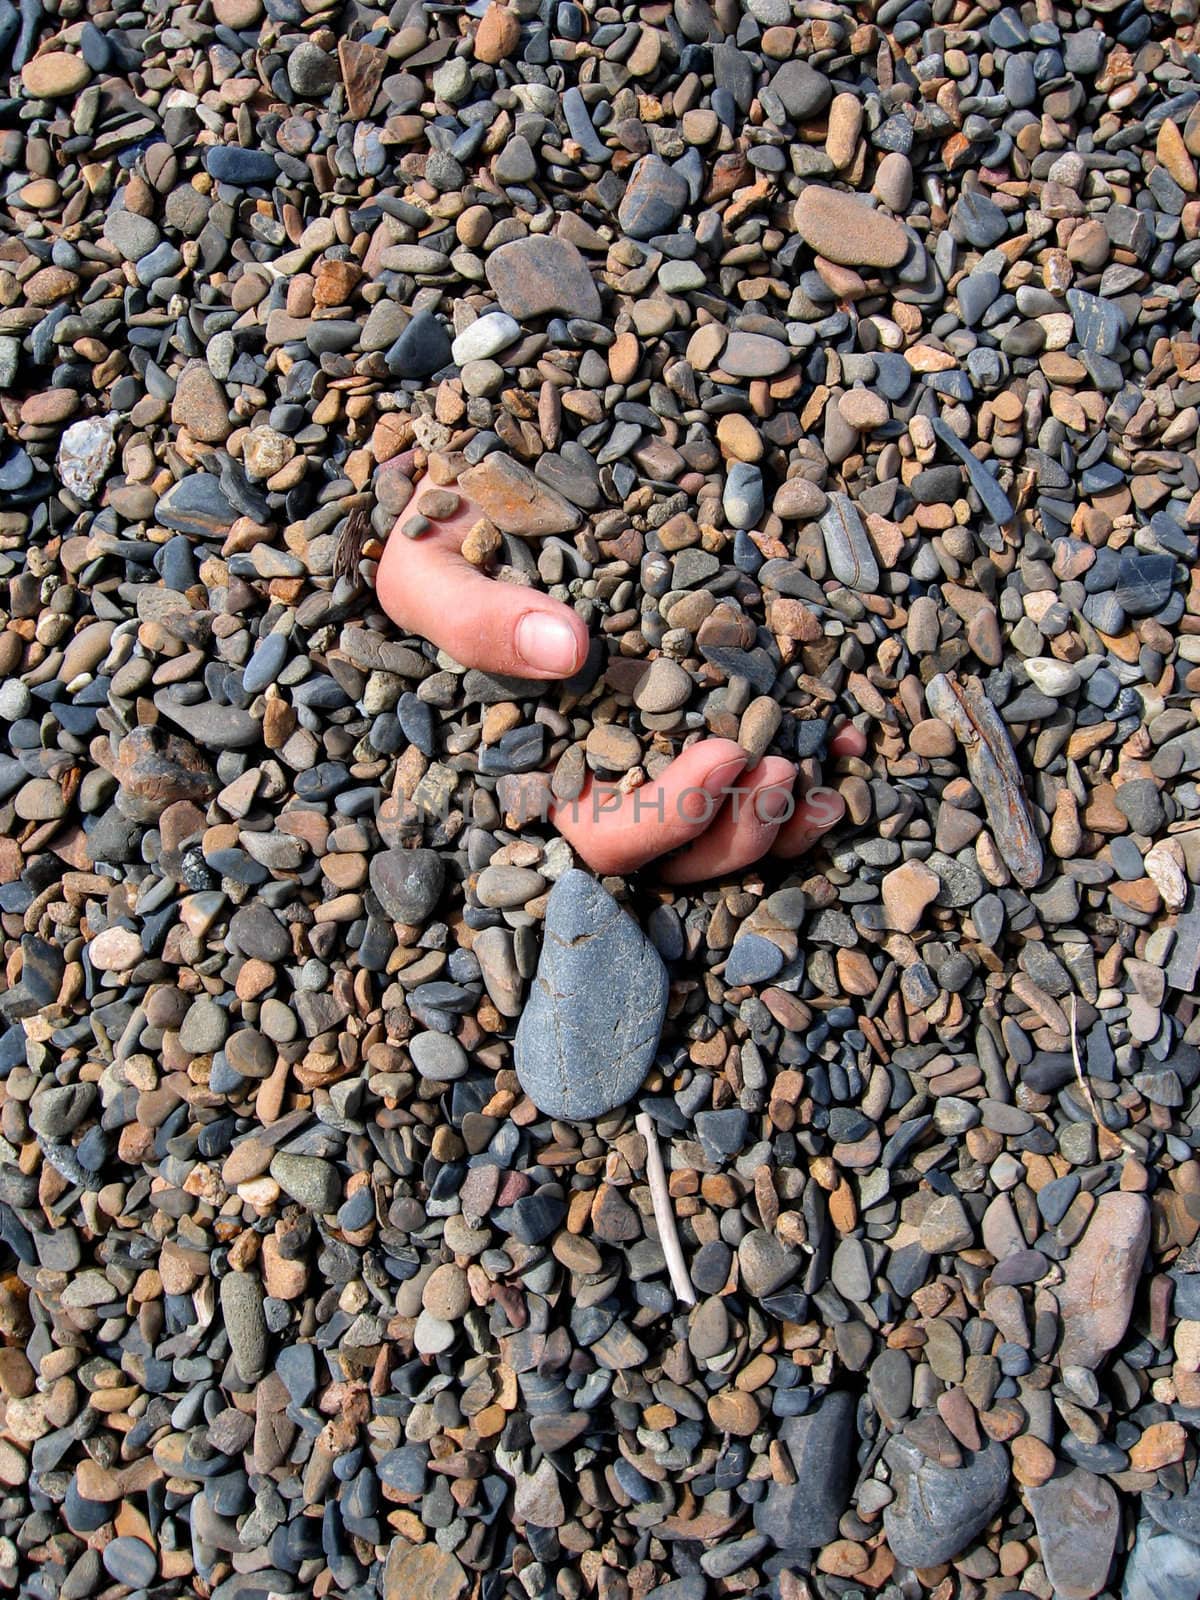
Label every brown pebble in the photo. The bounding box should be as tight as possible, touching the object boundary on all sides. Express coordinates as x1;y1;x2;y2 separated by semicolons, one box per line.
1011;1434;1056;1486
707;1390;761;1435
417;489;462;520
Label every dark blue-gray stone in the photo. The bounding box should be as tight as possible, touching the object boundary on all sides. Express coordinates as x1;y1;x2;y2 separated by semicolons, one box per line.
618;155;690;239
563;86;608;162
770;58;832;120
514;870;668;1120
958;271;1001;326
724;934;785;986
206;146;279;186
753;1389;856;1549
155;474;238;536
0;443;33;491
242;632;288;695
65;1476;111;1534
385;310;451;378
1124;1522;1200;1600
883;1433;1010;1567
695;1108;749;1157
276;1342;317;1405
1147;1470;1200;1545
1067;288;1127;357
369;848;444;924
931;418;1014;523
954;190;1008;247
1115;552;1175;617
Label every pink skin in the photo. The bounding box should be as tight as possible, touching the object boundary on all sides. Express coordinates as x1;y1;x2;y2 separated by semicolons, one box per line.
376;478;590;680
377;477;868;882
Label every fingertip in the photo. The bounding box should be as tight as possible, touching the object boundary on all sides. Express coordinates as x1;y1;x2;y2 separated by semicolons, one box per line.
829;722;868;759
514;607;589;677
801;787;845;829
770;786;846;859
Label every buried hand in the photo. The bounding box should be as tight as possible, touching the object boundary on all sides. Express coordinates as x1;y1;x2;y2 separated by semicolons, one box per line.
377;474;867;882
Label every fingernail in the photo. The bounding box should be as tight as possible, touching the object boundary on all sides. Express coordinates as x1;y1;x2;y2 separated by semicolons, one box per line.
756;782;795;822
516;612;580;675
703;757;748;795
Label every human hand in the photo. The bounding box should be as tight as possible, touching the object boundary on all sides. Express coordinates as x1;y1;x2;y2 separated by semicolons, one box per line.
551;726;867;884
376;472;590;680
376;471;866;883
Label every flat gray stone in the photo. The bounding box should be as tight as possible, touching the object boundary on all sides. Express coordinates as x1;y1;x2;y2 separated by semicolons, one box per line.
1028;1468;1119;1599
1124;1522;1200;1600
754;1390;856;1549
514;870;667;1120
883;1432;1010;1568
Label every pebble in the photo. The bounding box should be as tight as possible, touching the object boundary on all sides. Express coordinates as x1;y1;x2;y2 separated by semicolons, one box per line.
21;53;90;97
451;313;520;366
754;1391;856;1550
485;237;601;321
515;871;667;1120
883;1435;1010;1568
1029;1469;1121;1599
793;186;910;268
220;1272;268;1383
6;0;1200;1591
1057;1194;1150;1370
618;155;691;240
103;1538;157;1588
369;849;444;924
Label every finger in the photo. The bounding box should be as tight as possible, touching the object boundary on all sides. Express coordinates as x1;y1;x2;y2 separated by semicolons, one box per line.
376;481;590;680
829;721;867;760
660;757;799;884
551;739;749;875
771;785;847;859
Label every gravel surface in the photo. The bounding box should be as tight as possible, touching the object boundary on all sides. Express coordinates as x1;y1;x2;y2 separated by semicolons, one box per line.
5;0;1200;1596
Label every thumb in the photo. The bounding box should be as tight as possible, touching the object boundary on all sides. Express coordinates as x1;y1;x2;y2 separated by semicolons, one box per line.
377;518;589;680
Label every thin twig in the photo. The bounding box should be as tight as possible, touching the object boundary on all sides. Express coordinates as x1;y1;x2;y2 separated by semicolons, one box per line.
636;1111;696;1307
1070;994;1136;1155
1069;994;1103;1130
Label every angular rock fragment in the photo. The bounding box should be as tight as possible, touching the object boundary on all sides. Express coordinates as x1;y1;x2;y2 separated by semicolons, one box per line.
458;454;583;536
485;236;601;321
925;673;1044;888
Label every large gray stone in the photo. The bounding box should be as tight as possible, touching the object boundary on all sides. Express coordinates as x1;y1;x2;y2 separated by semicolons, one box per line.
514;870;667;1120
883;1432;1010;1568
1027;1468;1119;1599
754;1390;856;1549
1124;1522;1200;1600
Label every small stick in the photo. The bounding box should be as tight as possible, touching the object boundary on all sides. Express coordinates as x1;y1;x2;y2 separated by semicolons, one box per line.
636;1111;696;1307
1069;994;1103;1132
1070;994;1136;1155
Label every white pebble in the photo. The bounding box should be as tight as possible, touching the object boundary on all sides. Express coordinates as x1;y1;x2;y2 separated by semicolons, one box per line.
1023;658;1081;696
451;311;520;366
